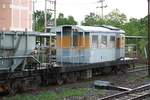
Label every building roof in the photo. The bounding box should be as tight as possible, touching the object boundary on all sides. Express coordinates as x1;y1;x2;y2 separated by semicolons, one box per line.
51;25;125;34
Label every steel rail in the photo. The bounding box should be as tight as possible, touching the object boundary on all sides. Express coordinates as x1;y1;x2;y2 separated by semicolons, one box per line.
127;65;148;73
130;92;150;100
100;84;150;100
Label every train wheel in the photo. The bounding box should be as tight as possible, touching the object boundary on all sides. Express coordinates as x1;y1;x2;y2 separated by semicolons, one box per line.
120;65;128;74
112;66;118;74
56;74;64;85
33;76;41;88
56;77;64;85
66;72;77;83
113;65;128;74
8;79;21;95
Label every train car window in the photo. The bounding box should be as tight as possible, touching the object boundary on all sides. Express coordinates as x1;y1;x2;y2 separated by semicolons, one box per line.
62;26;72;48
109;36;115;48
122;37;125;48
73;32;78;47
56;32;61;48
101;35;107;48
92;35;98;48
79;32;83;47
85;32;90;48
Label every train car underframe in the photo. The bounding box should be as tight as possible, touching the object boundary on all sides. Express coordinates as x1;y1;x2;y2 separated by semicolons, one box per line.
0;70;42;95
0;56;42;95
0;57;136;95
52;58;137;85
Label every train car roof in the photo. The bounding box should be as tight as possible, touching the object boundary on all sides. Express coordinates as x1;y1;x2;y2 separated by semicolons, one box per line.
51;25;125;34
0;31;37;36
0;32;57;37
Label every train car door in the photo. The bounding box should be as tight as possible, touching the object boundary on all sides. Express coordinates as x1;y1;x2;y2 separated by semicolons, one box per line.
116;34;125;59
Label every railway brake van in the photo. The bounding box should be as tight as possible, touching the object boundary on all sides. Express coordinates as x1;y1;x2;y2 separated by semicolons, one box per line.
51;25;134;83
54;25;125;63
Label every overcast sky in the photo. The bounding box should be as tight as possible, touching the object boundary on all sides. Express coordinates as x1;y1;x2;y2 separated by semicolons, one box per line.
35;0;148;24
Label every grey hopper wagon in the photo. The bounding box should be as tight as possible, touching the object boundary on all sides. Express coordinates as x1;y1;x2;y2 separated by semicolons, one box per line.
0;31;37;72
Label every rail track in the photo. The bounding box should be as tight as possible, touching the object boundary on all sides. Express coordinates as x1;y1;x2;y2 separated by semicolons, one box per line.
100;83;150;100
128;65;148;73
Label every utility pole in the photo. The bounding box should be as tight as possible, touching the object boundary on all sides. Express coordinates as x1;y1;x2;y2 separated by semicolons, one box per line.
54;0;57;28
44;0;57;64
45;0;47;32
45;0;57;32
148;0;150;76
33;0;37;31
97;0;107;19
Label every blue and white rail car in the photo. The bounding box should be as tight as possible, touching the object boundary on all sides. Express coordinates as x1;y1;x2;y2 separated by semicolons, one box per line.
51;25;126;64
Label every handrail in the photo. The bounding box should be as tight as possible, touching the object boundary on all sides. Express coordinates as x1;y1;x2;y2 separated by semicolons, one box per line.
0;55;41;64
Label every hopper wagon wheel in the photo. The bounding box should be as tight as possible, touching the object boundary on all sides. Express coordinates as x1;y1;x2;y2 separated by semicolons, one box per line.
56;74;64;85
8;79;21;96
66;72;77;83
33;76;42;88
56;77;64;85
120;64;128;74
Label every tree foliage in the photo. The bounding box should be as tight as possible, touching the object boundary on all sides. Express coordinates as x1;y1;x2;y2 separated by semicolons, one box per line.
123;17;147;36
33;10;51;32
56;13;77;26
82;9;147;36
33;11;77;32
105;9;127;27
82;13;98;26
82;9;127;28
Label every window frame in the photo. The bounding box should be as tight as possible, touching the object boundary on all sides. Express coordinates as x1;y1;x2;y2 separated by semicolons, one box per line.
109;36;116;48
101;35;107;48
92;35;99;48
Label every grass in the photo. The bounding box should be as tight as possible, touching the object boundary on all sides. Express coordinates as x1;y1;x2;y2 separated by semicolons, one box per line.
3;88;105;100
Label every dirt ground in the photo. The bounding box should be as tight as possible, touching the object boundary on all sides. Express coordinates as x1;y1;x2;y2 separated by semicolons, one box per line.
60;70;150;100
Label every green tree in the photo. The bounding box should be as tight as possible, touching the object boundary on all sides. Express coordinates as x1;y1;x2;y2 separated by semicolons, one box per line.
33;10;51;32
56;13;77;26
123;16;147;36
81;13;99;26
105;9;127;28
33;12;77;32
123;16;148;56
67;16;77;25
81;9;127;28
56;13;68;25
